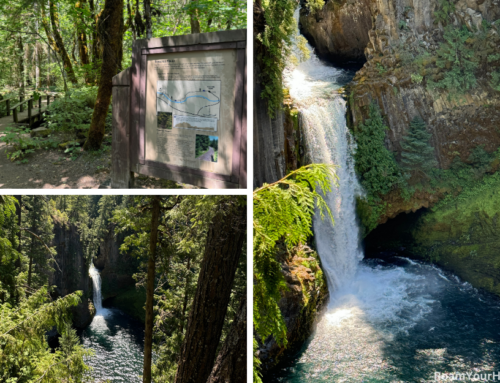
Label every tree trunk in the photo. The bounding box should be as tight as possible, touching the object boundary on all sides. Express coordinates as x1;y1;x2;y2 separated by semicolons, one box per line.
35;43;40;89
143;0;152;38
128;0;136;40
27;214;37;288
174;200;246;383
14;196;21;267
190;1;201;34
49;0;78;84
207;296;247;383
143;196;161;383
84;0;124;151
76;0;90;83
179;257;192;334
17;36;25;103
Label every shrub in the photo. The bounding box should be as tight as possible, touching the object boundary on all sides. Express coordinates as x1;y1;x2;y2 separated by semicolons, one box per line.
354;103;405;196
400;116;437;177
430;25;479;95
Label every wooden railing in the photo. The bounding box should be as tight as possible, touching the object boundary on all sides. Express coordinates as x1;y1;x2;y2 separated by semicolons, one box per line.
7;93;58;126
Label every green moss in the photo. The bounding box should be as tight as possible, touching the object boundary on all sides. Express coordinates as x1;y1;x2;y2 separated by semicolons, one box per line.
110;286;147;323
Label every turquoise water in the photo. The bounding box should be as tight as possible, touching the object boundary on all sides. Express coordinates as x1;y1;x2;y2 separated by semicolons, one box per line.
80;308;144;382
266;256;500;382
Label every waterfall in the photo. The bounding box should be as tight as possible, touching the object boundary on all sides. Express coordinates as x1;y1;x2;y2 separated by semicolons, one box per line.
89;262;103;312
284;8;363;296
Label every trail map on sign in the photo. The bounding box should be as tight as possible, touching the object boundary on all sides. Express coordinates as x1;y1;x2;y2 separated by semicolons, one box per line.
157;80;221;120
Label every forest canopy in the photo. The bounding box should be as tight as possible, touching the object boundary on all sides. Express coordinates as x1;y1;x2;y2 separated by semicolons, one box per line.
0;0;246;150
0;195;247;382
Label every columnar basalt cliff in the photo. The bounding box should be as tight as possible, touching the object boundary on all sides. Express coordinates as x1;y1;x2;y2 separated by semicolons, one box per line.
49;220;94;328
299;0;372;65
298;0;500;298
301;0;500;225
93;226;136;300
48;220;141;327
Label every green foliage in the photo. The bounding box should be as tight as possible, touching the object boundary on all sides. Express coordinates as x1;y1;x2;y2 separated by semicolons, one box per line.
256;0;297;116
22;196;56;289
429;25;479;95
491;71;500;91
195;135;210;157
0;288;92;382
112;195;246;383
376;62;387;74
354;104;405;197
400;116;437;177
0;126;58;163
398;20;408;30
253;164;335;376
411;73;423;84
307;0;324;15
44;87;101;133
0;196;21;306
253;338;263;383
290;34;310;65
433;0;455;25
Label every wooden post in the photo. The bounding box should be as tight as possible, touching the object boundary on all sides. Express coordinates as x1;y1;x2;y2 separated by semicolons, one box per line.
38;97;42;121
19;96;23;113
111;67;132;188
13;107;18;123
47;94;50;107
28;99;32;127
6;99;9;116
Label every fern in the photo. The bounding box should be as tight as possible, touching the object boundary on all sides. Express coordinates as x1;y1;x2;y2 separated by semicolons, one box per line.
253;164;336;376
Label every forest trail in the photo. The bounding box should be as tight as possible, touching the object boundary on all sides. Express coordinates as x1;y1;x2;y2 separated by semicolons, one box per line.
198;146;215;162
0;143;199;189
0;100;49;131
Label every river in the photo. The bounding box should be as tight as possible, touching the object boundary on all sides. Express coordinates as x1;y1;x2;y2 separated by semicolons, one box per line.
269;9;500;383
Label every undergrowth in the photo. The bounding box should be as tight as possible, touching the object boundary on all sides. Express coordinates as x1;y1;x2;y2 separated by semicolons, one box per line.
0;86;112;162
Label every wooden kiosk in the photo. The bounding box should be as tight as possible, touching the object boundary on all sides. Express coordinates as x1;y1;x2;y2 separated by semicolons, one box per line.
111;30;247;189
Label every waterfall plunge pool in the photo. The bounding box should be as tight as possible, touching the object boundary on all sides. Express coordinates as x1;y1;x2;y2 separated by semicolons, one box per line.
275;7;500;382
83;264;145;382
266;256;500;382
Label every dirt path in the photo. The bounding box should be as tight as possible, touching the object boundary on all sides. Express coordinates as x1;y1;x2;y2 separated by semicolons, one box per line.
0;140;198;189
198;146;215;162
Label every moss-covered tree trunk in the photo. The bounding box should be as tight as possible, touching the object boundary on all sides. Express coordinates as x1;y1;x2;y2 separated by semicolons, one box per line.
190;0;201;33
84;0;123;151
76;0;90;82
174;200;246;383
49;0;78;84
143;196;160;383
17;35;25;103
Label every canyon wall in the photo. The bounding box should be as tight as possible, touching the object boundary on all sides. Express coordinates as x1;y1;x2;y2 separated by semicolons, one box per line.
49;220;94;328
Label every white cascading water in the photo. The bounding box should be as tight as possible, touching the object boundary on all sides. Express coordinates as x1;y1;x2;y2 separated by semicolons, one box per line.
284;8;364;294
276;10;440;381
89;262;103;312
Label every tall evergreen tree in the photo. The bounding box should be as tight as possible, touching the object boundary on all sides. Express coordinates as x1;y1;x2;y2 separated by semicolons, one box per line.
400;116;437;176
22;196;55;289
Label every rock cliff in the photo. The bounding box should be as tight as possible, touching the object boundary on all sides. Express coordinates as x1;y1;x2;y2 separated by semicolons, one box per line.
258;244;329;375
299;0;372;65
301;0;500;228
93;226;136;301
365;172;500;297
49;220;94;328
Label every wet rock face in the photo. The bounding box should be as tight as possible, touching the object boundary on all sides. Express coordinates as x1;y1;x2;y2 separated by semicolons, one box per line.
94;226;136;301
258;246;329;375
339;0;500;225
365;181;500;298
49;221;93;328
299;0;372;65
